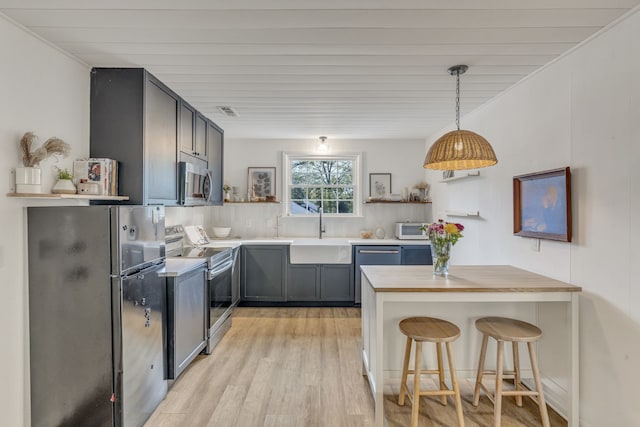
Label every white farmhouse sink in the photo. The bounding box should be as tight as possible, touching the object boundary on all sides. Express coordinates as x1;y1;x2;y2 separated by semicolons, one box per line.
289;238;352;264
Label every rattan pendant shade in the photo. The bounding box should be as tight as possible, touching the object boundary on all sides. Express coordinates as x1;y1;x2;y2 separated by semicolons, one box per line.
424;129;497;170
424;65;498;171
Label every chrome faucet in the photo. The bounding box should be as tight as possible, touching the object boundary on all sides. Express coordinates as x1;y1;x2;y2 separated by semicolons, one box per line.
318;207;326;239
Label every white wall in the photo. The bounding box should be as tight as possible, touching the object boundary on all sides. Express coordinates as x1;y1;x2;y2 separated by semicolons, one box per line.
0;15;90;427
427;9;640;426
205;138;433;238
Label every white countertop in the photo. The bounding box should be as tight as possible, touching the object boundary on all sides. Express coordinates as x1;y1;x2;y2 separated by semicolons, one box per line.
200;237;430;246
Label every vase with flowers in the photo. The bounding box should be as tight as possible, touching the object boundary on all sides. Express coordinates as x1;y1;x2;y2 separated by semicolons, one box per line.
423;219;464;276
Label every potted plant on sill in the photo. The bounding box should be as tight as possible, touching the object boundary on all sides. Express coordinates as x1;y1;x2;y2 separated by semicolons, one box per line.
52;168;76;194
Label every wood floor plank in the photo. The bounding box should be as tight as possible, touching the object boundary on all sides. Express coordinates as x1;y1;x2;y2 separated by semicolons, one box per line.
145;307;567;427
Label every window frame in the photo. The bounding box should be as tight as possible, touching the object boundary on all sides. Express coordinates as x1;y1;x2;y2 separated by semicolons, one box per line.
282;152;361;217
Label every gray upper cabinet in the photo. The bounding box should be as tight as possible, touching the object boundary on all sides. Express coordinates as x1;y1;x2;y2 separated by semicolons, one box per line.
179;102;207;162
90;68;179;205
207;120;224;205
195;113;208;161
179;102;195;156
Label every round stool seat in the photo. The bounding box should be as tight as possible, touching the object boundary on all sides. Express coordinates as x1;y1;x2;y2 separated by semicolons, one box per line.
476;316;542;342
399;316;461;343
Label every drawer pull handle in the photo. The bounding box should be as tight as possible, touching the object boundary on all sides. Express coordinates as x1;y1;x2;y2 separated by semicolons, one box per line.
359;250;399;254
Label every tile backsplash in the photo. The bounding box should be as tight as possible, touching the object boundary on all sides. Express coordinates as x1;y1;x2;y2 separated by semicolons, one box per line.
199;203;432;239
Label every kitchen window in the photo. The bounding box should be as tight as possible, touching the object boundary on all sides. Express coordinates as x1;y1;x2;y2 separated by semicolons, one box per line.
283;153;361;216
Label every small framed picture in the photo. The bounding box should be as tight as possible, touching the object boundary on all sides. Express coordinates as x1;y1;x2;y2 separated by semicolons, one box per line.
513;167;572;242
369;173;392;197
248;167;276;200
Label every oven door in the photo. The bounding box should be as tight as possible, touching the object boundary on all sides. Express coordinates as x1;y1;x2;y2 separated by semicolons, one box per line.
208;258;233;331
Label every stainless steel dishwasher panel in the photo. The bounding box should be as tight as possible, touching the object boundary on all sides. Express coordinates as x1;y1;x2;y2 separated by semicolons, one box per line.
354;245;401;304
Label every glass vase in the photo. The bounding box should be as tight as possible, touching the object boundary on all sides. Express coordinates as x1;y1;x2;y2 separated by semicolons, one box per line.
431;240;452;276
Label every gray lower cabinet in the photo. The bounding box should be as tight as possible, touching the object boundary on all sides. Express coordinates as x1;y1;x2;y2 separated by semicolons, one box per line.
242;245;354;303
401;245;433;265
242;245;287;302
287;264;320;301
319;265;353;301
166;264;207;380
287;263;353;302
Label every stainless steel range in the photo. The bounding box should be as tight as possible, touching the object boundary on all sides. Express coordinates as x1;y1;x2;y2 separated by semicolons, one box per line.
166;226;237;353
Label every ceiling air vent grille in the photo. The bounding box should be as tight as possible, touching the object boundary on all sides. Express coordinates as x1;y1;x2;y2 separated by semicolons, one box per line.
217;106;239;117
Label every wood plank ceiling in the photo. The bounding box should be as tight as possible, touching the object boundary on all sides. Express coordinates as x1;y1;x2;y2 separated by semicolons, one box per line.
1;0;639;140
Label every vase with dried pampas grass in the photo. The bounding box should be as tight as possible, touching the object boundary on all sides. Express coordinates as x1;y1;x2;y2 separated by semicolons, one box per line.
15;132;71;194
20;131;70;167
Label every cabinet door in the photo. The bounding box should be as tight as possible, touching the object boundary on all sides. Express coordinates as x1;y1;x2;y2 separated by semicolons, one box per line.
144;77;178;204
320;265;354;301
287;264;320;301
207;120;224;205
401;245;432;265
179;102;195;155
242;246;286;301
195;113;208;160
167;266;207;380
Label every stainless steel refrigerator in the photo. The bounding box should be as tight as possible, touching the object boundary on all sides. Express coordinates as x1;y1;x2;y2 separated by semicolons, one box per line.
27;205;167;427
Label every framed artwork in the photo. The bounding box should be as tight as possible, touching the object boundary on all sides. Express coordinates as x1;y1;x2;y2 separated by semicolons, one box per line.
513;167;572;242
248;167;276;199
369;173;391;197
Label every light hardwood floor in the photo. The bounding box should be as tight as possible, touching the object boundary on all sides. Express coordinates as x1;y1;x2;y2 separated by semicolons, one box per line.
145;307;567;427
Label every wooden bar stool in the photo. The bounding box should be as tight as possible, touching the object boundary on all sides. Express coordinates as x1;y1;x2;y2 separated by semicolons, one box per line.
398;316;465;427
472;316;550;427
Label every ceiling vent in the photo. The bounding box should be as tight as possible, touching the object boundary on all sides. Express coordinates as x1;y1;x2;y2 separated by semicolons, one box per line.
217;106;239;117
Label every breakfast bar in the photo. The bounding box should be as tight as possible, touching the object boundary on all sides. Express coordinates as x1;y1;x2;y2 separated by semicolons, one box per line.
360;265;582;427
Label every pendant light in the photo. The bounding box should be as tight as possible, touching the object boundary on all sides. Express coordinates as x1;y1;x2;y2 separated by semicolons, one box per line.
318;135;329;152
423;65;497;170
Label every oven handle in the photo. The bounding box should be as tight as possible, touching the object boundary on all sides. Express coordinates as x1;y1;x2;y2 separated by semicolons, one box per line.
208;258;233;279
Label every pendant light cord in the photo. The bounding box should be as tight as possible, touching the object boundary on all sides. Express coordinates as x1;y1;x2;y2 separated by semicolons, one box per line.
455;69;461;131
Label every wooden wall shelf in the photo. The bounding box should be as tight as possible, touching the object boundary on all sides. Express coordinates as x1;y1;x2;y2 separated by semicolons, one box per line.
7;193;129;201
445;210;480;217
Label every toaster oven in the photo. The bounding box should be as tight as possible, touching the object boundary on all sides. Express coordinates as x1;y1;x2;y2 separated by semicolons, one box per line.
395;222;430;240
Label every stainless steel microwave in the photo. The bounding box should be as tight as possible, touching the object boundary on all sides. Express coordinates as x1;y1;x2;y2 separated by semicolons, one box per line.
178;161;213;206
395;222;430;240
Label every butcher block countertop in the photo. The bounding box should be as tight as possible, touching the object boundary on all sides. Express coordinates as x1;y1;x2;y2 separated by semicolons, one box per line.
360;265;582;293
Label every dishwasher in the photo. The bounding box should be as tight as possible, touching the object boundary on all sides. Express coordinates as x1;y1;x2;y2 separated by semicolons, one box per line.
354;246;401;304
